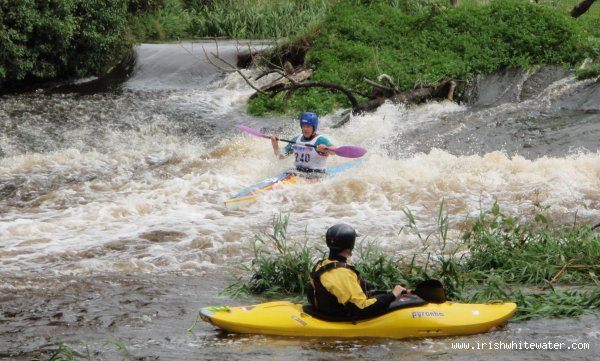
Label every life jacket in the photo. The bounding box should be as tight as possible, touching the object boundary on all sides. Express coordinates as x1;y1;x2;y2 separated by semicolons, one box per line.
306;260;367;316
292;134;328;172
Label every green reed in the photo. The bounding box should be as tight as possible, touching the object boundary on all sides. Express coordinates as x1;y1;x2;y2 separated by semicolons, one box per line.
225;204;600;320
224;214;318;299
462;203;600;285
129;0;333;42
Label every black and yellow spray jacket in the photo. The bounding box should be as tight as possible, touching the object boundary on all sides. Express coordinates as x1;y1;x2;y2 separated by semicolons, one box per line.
306;254;396;318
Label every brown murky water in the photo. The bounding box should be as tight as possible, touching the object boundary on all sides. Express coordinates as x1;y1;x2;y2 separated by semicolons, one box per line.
1;273;598;361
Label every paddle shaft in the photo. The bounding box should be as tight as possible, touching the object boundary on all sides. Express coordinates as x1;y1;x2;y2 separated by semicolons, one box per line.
235;124;367;158
243;127;323;149
274;137;323;150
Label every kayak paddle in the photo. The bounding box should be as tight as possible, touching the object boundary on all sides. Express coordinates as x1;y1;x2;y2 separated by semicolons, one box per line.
235;124;367;159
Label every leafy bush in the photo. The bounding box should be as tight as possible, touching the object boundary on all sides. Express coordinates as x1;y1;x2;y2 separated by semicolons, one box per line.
68;1;132;78
575;61;600;79
0;0;132;87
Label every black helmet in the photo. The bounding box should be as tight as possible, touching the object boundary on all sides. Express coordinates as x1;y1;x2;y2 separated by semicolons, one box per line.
325;223;356;251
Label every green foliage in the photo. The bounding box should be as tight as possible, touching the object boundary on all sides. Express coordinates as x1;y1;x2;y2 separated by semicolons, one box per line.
249;0;600;115
128;0;193;41
68;1;132;78
129;0;333;42
512;287;600;320
247;93;290;116
575;61;600;80
0;0;76;81
352;240;409;290
0;0;132;85
247;90;344;117
463;203;600;284
227;206;600;320
128;0;164;14
224;214;318;298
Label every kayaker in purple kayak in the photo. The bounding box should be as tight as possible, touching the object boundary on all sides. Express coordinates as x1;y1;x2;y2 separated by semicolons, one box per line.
270;112;337;174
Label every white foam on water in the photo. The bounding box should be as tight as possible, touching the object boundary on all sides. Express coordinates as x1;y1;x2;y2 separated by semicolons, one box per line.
2;62;600;276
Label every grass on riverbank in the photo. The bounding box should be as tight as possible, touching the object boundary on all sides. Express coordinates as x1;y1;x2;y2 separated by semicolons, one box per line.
225;207;600;321
248;0;600;115
129;0;333;41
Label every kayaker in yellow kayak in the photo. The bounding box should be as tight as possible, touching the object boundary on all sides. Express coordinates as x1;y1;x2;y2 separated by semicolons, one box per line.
270;112;337;175
307;223;408;319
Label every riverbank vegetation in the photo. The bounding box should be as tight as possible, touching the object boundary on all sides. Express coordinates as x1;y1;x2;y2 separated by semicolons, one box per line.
2;1;598;96
0;1;133;90
246;0;600;115
226;210;600;321
126;0;600;116
129;0;333;41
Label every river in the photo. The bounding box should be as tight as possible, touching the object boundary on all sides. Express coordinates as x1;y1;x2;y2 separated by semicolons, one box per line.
1;42;599;360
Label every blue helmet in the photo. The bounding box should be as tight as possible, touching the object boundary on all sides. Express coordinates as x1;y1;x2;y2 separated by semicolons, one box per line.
299;112;318;132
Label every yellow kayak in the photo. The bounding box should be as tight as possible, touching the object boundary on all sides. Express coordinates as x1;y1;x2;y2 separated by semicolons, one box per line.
199;299;516;339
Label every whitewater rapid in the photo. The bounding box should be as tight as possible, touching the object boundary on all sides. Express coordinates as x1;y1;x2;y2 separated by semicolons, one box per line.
1;43;599;278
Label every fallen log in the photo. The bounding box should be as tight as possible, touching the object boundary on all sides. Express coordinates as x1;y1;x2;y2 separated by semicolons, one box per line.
570;0;596;18
231;46;459;115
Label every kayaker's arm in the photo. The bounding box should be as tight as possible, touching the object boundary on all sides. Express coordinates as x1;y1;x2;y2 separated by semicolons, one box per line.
322;269;392;309
346;285;407;317
322;269;408;317
270;135;290;159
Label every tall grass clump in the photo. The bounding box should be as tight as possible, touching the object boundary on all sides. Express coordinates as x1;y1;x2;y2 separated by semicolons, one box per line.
188;0;332;39
128;0;194;41
224;214;318;299
462;203;600;285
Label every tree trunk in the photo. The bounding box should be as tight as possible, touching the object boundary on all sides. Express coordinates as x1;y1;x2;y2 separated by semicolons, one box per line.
571;0;596;17
450;0;459;5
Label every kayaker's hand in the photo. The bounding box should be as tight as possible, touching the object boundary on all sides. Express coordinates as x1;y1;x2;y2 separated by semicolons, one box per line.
391;285;407;298
317;144;334;155
270;135;281;158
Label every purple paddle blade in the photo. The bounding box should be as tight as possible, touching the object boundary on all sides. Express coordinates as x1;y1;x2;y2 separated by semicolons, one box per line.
332;146;367;158
235;124;269;139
